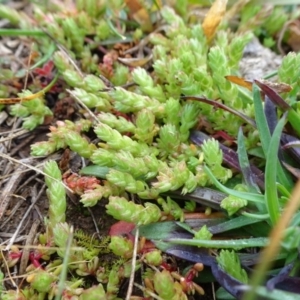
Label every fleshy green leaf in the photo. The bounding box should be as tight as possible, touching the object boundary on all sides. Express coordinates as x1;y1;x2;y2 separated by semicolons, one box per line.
194;225;212;240
216;250;248;284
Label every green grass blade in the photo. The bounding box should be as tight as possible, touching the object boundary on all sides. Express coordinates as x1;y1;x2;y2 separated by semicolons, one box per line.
208;215;263;234
265;114;287;225
55;226;74;300
237;127;260;193
287;109;300;137
245;286;300;300
253;84;293;191
204;166;265;203
253;84;271;156
30;42;56;70
276;183;291;198
164;237;269;250
275;163;294;193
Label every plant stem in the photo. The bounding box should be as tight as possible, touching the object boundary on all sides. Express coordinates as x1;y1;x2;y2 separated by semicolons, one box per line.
0;28;46;36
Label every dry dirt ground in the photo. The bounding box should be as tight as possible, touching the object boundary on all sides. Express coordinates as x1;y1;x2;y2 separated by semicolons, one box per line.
0;1;118;290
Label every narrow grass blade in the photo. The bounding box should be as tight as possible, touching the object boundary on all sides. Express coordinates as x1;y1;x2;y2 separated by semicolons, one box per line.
281;107;300;136
155;243;217;266
237;127;260;193
276;183;291;199
159;244;262;268
204;165;265;203
164;237;269;250
265;113;287;225
243;286;300;300
253;84;293;192
208;215;262;234
253;84;271;156
55;226;74;300
275;164;294;194
30;42;56;70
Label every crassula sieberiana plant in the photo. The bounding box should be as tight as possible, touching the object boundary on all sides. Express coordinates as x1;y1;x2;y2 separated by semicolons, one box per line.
29;6;258;210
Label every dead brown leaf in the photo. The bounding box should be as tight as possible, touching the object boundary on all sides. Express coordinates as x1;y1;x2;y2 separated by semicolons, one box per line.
287;20;300;52
226;75;292;93
259;79;292;94
117;54;153;67
125;0;153;32
202;0;228;42
225;75;252;91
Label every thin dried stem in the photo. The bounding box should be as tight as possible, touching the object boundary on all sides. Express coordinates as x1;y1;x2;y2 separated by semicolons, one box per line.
133;282;164;300
67;89;99;123
4;185;40;251
126;227;139;300
0;153;73;220
19;218;40;274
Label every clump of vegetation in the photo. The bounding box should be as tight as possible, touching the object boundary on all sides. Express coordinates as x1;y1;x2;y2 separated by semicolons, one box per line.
1;0;300;299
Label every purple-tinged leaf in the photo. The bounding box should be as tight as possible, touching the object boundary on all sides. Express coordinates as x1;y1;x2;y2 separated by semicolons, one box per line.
282;139;300;150
155;243;259;267
212;262;300;300
211;262;245;299
181;96;256;127
264;96;278;135
281;133;300;165
190;131;240;168
159;244;216;266
255;80;300;137
264;96;287;163
266;263;294;290
165;187;227;210
237;127;260;193
254;80;291;111
162;243;300;297
281;161;300;179
274;277;300;294
190;131;265;189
